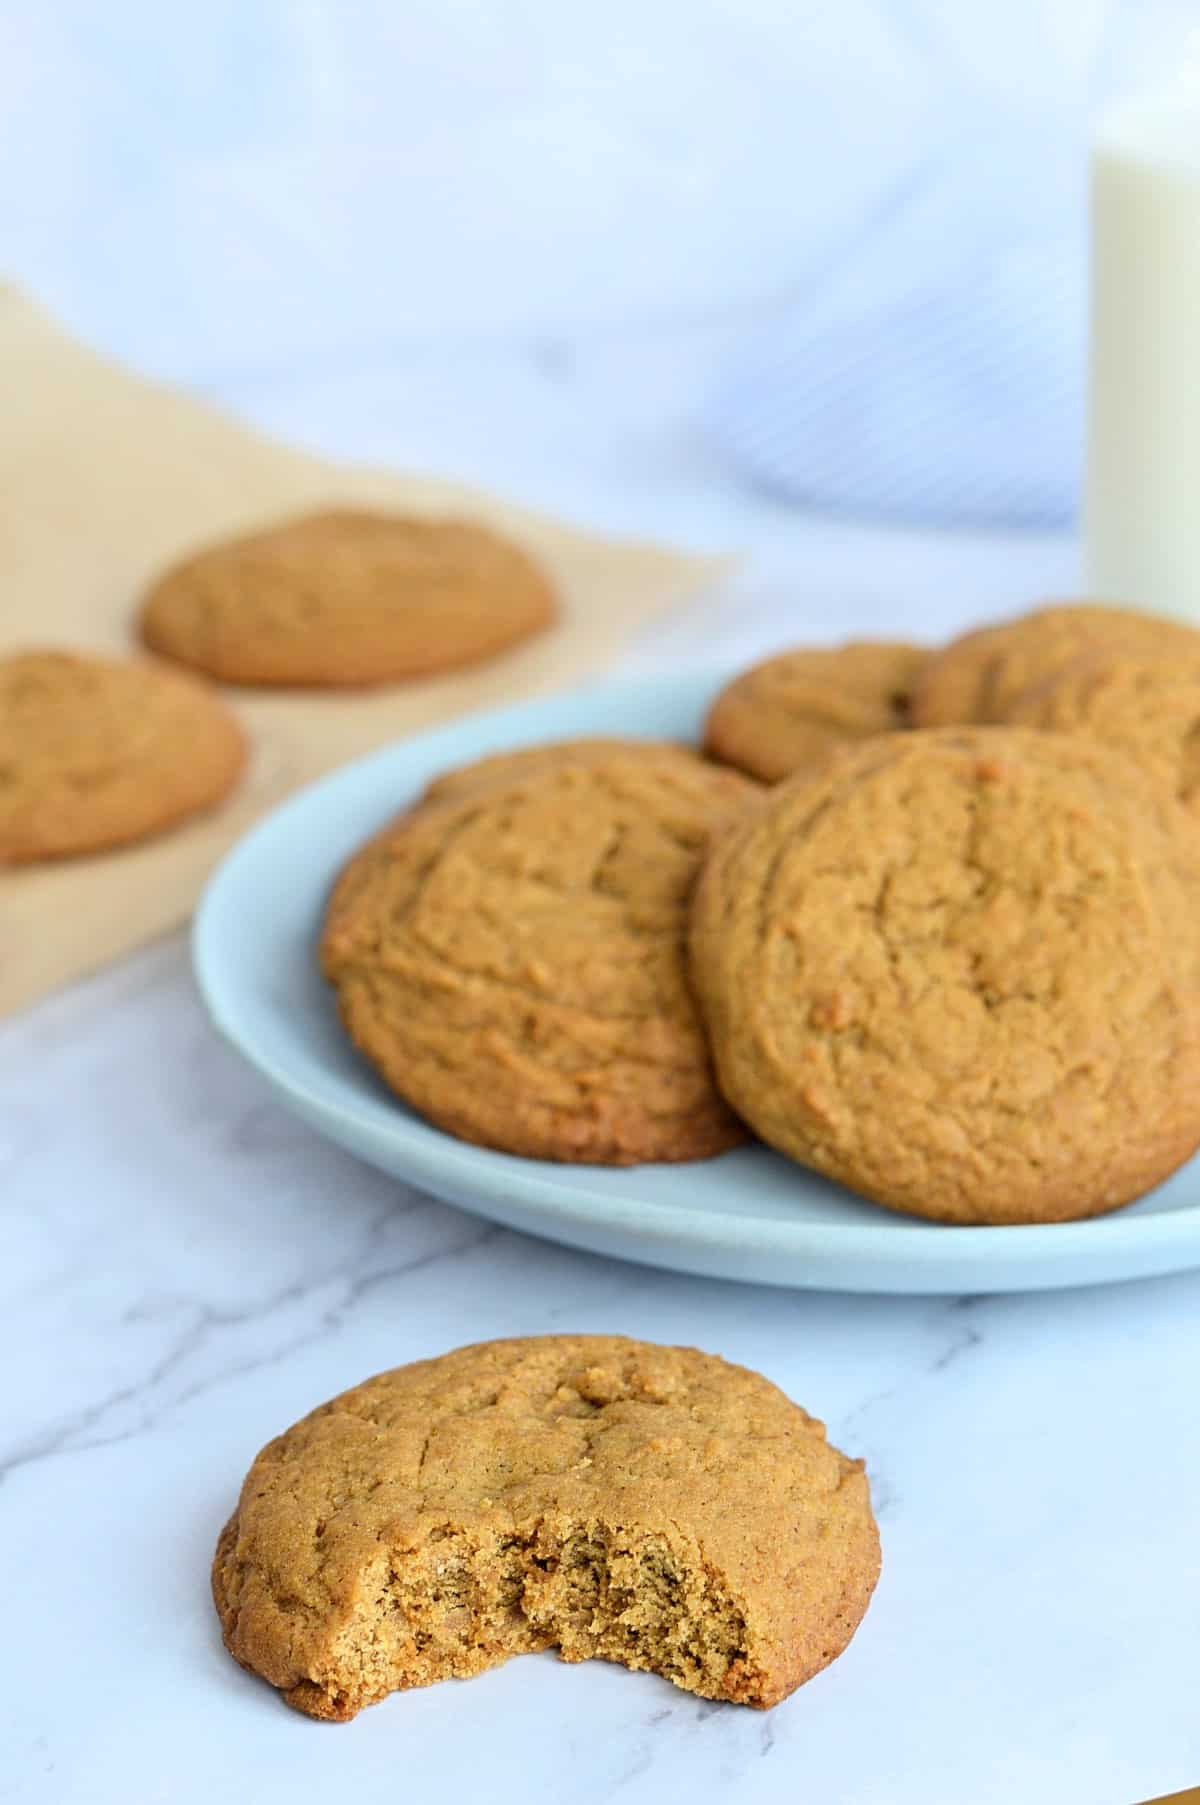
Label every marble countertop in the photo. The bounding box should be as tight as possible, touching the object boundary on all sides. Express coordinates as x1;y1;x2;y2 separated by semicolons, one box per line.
4;344;1198;1805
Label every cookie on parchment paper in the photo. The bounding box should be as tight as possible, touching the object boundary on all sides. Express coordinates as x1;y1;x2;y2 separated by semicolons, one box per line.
0;648;245;865
141;508;558;688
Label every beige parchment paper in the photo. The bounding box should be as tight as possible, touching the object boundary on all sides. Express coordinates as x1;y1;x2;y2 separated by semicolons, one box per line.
0;288;723;1016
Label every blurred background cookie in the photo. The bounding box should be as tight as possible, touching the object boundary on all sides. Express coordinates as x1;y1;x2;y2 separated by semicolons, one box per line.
140;508;558;687
1004;654;1200;812
321;752;758;1164
911;601;1200;727
704;641;926;782
0;648;245;864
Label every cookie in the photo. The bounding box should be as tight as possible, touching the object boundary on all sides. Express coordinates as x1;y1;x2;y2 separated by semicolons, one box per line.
212;1334;880;1719
911;601;1200;727
689;728;1200;1225
704;641;927;782
1005;654;1200;810
140;508;558;687
321;753;758;1163
422;737;698;806
0;649;245;864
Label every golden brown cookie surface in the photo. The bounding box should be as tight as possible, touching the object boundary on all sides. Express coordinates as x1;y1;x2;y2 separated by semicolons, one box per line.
1005;654;1200;809
213;1334;880;1719
0;649;245;864
705;641;926;782
911;602;1200;727
140;508;557;687
422;736;698;806
689;727;1200;1224
322;753;758;1164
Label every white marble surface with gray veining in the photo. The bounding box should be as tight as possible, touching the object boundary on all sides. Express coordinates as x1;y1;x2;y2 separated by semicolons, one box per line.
5;5;1200;1790
3;435;1198;1802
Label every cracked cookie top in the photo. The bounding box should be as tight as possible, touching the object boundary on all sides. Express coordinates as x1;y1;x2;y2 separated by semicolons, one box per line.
320;751;759;1163
910;602;1200;727
213;1335;879;1717
689;726;1200;1223
421;736;701;806
1004;654;1200;811
0;648;245;864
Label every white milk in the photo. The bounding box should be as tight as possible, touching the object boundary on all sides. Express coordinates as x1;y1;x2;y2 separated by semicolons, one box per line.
1084;73;1200;621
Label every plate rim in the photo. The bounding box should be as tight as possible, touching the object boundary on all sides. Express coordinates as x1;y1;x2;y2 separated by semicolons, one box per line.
192;669;1200;1287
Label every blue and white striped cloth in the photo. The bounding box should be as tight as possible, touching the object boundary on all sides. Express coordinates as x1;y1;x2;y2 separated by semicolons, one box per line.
7;0;1196;532
710;4;1197;530
710;162;1084;529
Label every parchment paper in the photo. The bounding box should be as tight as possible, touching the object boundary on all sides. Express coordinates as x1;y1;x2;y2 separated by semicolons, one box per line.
0;289;722;1016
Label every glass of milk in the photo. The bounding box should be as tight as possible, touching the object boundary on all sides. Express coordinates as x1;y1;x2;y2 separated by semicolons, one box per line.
1085;60;1200;620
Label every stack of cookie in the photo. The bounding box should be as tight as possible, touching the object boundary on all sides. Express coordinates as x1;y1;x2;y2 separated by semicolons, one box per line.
1;508;558;865
325;601;1200;1229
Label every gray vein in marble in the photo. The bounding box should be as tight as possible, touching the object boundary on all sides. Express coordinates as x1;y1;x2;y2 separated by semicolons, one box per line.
611;1742;656;1790
842;1295;989;1427
0;1213;503;1487
931;1310;984;1372
837;1294;992;1521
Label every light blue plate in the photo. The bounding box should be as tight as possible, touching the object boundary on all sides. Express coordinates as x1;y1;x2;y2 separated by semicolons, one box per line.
193;672;1200;1294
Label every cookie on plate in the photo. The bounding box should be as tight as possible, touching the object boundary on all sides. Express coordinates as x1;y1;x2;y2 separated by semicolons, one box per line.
0;649;245;864
140;508;558;687
704;641;927;782
213;1334;881;1719
689;727;1200;1225
321;752;758;1164
911;602;1200;727
1005;654;1200;810
421;736;698;806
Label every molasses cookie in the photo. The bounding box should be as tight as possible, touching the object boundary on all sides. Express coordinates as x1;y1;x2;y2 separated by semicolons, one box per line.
1005;654;1200;811
141;508;557;687
705;641;926;782
213;1335;880;1719
421;737;698;806
322;752;759;1163
911;602;1200;727
0;649;244;864
690;728;1200;1223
